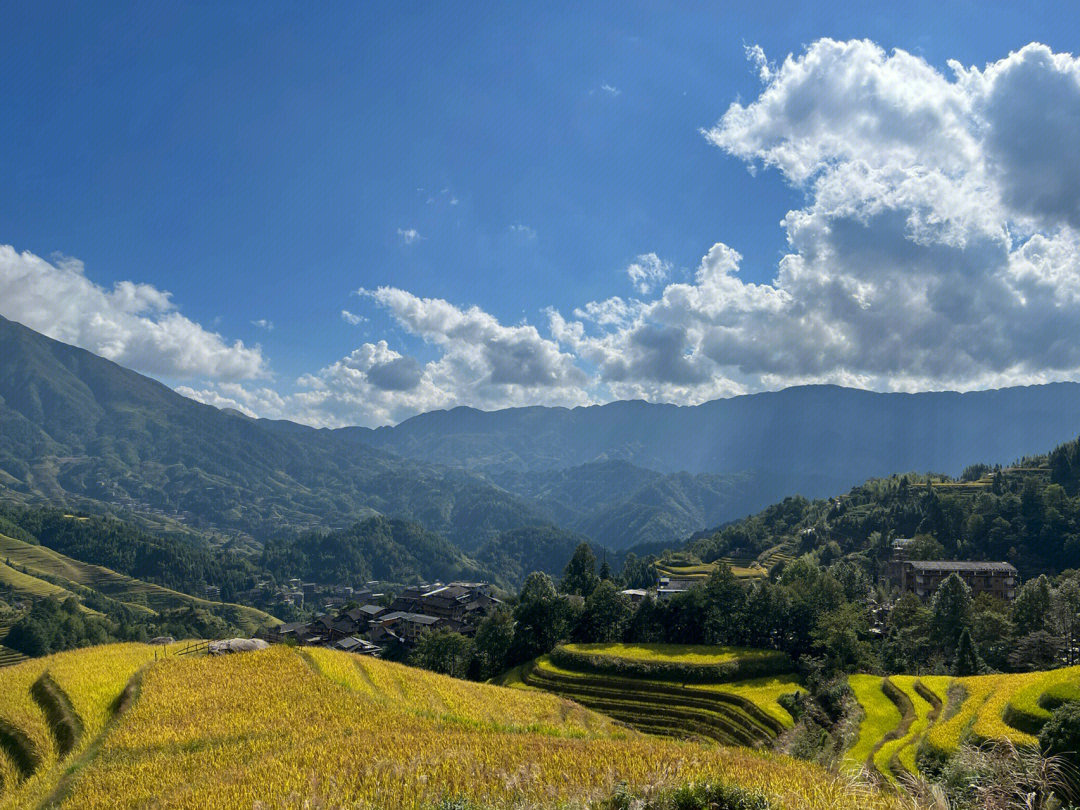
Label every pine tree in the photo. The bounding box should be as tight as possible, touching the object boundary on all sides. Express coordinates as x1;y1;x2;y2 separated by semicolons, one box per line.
952;627;982;676
560;543;599;597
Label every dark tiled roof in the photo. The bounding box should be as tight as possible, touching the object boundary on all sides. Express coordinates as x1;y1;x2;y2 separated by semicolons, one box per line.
906;560;1017;573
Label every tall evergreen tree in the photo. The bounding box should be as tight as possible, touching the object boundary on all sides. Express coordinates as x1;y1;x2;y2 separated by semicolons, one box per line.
930;573;973;654
560;543;599;597
952;628;982;676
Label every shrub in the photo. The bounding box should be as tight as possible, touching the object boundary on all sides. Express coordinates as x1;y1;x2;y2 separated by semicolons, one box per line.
596;781;772;810
1039;703;1080;764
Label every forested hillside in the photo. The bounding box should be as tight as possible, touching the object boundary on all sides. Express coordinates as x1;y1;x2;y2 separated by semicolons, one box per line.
688;438;1080;577
0;315;551;547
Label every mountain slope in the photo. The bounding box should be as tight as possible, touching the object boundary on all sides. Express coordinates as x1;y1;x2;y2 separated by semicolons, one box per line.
495;461;759;549
0;315;549;546
351;384;1080;532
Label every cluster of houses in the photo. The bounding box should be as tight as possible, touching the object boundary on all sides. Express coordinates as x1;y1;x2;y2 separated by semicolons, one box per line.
268;581;502;656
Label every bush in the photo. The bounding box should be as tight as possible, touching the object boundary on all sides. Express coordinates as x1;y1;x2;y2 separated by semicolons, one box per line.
1040;703;1080;763
596;781;771;810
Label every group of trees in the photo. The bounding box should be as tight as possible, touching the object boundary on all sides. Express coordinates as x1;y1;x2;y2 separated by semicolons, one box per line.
409;540;1080;683
882;571;1080;675
4;594;233;657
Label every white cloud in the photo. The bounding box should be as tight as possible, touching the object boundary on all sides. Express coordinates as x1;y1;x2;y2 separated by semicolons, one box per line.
509;223;537;239
251;319;274;331
626;253;672;294
601;84;621;96
341;309;367;326
397;228;422;245
37;39;1080;428
0;246;267;381
547;40;1080;402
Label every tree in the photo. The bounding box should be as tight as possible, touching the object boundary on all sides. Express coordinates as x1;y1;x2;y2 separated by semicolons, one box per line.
702;565;747;645
472;607;514;680
410;628;475;679
560;543;599;597
510;572;575;663
1008;630;1064;671
598;558;612;582
952;628;982;676
620;553;657;589
575;581;632;642
1013;575;1052;637
880;593;934;673
931;573;973;654
813;603;872;673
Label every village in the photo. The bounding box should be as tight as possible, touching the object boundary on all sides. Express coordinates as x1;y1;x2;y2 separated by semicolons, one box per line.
265;580;504;656
257;537;1022;661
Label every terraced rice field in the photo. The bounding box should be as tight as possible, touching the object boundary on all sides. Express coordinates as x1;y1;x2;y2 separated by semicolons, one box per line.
2;643;902;810
0;641;184;807
504;644;803;749
0;616;28;670
0;534;275;633
845;666;1080;784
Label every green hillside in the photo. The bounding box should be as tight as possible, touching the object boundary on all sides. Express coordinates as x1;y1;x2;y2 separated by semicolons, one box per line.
0;314;552;548
0;532;276;634
689;439;1080;578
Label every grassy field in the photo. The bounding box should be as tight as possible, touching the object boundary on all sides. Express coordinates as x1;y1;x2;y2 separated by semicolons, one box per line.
846;665;1080;781
0;643;905;810
0;533;276;633
501;644;803;751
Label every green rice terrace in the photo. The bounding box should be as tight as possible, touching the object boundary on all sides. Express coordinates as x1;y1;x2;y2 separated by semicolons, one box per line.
654;544;795;581
844;666;1080;785
499;642;1080;796
497;642;804;748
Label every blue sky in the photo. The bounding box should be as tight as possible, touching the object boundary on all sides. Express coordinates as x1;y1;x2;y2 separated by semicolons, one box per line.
3;2;1080;426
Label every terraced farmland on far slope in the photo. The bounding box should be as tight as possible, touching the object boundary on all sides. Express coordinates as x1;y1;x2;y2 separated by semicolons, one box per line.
0;533;276;634
504;642;803;749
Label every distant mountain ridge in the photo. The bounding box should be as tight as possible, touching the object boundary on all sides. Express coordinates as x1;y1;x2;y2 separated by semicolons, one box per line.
5;313;1080;554
349;384;1080;537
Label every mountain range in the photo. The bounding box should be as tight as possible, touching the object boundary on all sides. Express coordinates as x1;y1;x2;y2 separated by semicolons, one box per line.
4;313;1080;557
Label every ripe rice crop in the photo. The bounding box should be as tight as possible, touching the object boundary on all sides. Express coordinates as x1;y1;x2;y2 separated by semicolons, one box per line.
54;645;905;810
1002;665;1080;734
560;643;750;666
0;641;183;809
551;643;793;683
845;675;901;774
874;676;932;781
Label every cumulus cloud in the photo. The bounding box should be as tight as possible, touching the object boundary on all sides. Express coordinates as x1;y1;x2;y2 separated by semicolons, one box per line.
626;253;672;294
397;228;422;245
251;319;274;331
601;84;621;96
542;40;1080;404
54;39;1080;428
341;309;367;326
0;246;267;380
